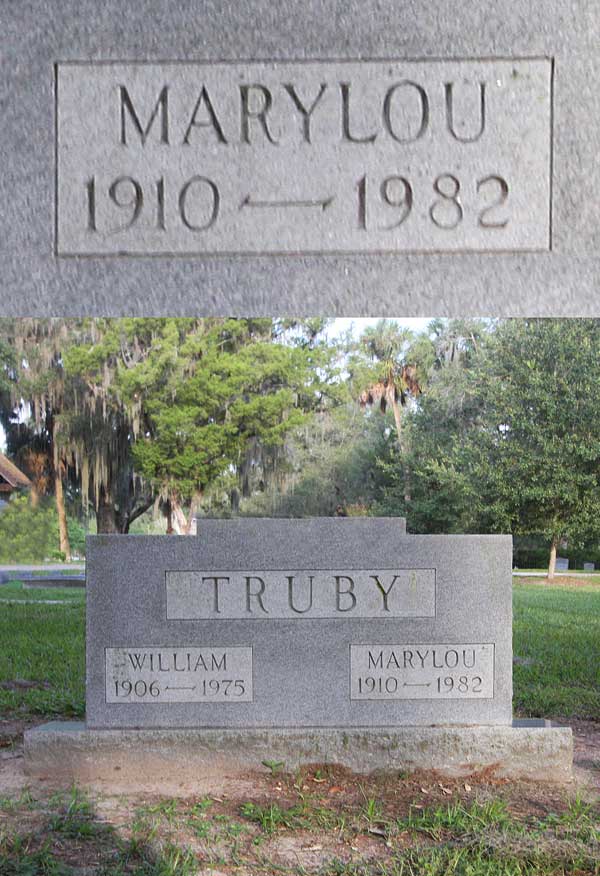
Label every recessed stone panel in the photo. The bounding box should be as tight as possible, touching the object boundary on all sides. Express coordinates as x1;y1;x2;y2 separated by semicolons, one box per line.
4;2;600;314
165;568;436;619
350;643;494;699
55;59;551;255
105;646;253;703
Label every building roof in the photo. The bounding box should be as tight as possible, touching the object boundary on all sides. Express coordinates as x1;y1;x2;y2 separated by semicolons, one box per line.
0;452;32;489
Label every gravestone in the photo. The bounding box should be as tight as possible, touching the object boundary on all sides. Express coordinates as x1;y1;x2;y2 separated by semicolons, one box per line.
1;1;600;316
24;518;573;782
555;556;569;572
583;562;595;572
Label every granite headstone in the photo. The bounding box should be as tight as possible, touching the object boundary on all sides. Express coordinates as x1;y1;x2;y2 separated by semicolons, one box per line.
85;517;512;729
2;1;600;316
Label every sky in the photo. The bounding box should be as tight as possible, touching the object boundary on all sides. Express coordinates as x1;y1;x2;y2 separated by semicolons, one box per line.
0;317;433;454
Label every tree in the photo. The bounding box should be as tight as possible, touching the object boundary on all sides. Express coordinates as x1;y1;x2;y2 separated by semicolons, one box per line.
468;319;600;579
122;319;340;531
396;319;600;580
241;403;392;518
1;319;156;538
0;319;81;557
349;319;429;509
377;320;489;532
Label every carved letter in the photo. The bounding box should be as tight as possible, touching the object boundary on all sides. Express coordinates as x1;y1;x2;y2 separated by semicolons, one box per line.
173;652;185;671
245;576;269;613
416;649;430;668
284;83;327;143
386;651;400;669
370;574;400;611
335;575;357;611
240;85;278;144
340;83;377;143
463;648;476;669
128;652;146;671
211;652;226;671
202;576;230;614
383;81;429;143
403;650;414;669
368;650;383;669
445;649;459;668
119;85;169;145
445;81;486;142
183;86;228;144
287;575;314;614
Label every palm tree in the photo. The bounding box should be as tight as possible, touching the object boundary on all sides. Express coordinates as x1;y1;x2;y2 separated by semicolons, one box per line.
353;320;423;506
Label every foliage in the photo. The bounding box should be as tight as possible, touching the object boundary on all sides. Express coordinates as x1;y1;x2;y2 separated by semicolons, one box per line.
466;319;600;549
0;495;58;563
113;318;341;527
240;405;392;517
376;319;488;527
381;320;600;570
0;495;87;562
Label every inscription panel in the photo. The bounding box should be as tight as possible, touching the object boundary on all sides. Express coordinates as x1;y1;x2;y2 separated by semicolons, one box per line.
105;646;253;703
350;643;494;699
165;568;436;619
56;59;551;255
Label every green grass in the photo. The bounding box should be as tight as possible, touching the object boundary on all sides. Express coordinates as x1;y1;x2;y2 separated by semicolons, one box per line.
399;799;513;841
0;579;85;602
0;584;85;718
0;785;598;876
513;583;600;719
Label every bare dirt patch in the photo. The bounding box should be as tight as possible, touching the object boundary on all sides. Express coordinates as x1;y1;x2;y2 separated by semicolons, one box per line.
1;722;598;874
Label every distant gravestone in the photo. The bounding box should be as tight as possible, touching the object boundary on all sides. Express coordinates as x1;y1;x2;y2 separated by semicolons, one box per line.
24;519;573;782
583;562;595;572
555;557;569;572
1;2;600;316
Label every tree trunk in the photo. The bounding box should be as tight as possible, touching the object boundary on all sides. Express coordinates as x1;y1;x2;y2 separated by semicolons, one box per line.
54;467;71;560
391;396;411;505
547;535;559;582
165;501;174;534
95;494;121;534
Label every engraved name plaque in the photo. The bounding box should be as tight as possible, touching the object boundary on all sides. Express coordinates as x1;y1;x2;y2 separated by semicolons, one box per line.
350;643;494;700
105;646;253;703
56;59;552;255
165;568;436;619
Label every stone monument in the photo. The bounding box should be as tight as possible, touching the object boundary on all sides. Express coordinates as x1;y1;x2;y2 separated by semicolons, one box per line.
1;1;599;316
25;518;573;783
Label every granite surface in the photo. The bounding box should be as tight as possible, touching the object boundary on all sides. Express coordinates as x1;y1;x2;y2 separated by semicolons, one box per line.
85;518;512;729
24;720;573;783
1;1;600;315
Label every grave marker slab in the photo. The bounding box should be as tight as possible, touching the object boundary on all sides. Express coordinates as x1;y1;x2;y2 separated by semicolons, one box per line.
2;1;600;315
85;518;512;729
25;517;574;782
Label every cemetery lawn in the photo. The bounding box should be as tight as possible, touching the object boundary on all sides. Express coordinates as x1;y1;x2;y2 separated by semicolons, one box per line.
0;581;85;718
513;579;600;720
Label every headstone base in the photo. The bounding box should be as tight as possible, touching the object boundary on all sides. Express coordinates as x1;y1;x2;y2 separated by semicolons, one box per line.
24;720;572;785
